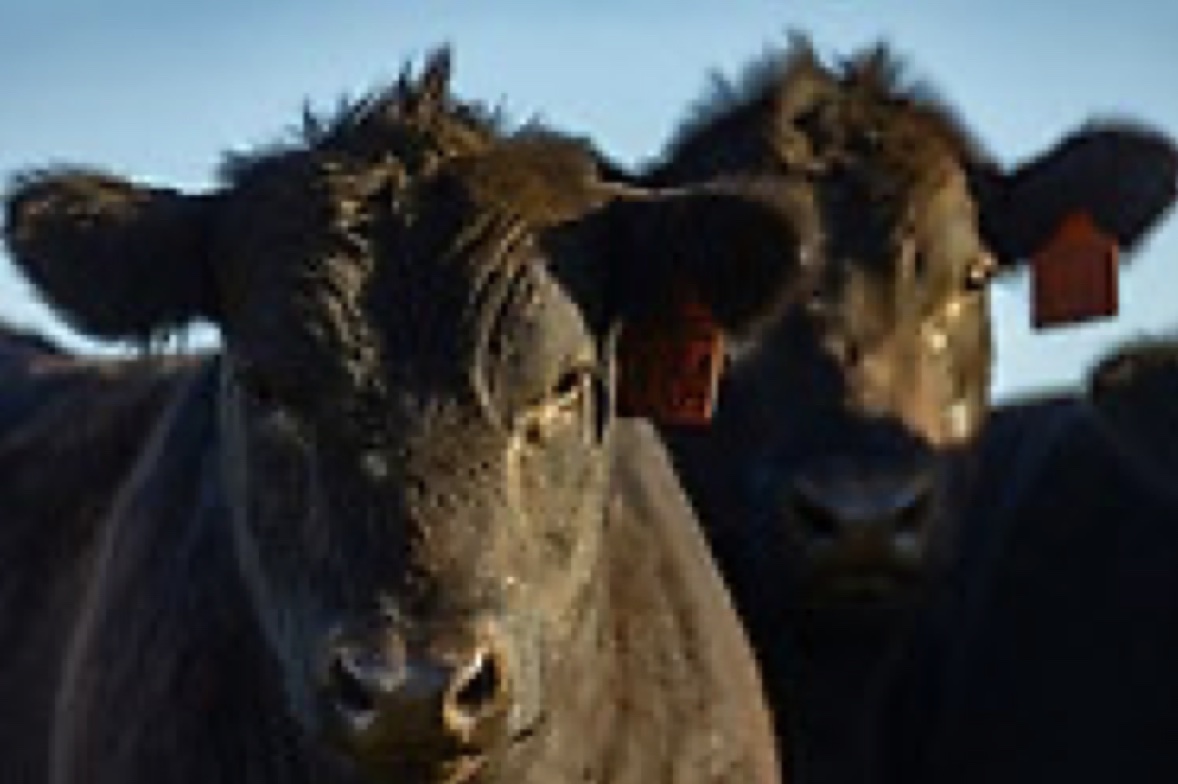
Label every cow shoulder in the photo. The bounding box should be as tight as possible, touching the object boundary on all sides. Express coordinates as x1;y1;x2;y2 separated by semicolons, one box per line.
47;362;334;783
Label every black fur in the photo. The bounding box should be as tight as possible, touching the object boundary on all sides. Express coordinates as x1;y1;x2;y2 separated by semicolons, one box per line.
881;389;1178;783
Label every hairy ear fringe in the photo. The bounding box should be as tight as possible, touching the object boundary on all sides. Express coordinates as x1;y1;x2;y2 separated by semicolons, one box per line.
5;169;217;344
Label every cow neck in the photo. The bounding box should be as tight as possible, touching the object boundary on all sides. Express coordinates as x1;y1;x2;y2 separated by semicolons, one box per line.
859;398;1082;782
773;598;922;783
485;525;616;782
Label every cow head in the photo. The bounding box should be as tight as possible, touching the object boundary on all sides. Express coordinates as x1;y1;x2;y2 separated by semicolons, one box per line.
5;53;814;781
647;38;1178;608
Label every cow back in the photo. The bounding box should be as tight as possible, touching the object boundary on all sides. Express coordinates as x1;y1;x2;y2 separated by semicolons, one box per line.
882;398;1178;783
0;332;193;782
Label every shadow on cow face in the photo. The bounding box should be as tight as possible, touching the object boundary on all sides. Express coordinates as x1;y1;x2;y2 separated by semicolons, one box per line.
684;164;995;609
4;55;817;782
651;37;1178;611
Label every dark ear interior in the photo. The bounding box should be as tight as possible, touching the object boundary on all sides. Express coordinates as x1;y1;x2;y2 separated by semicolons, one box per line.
4;169;217;343
976;122;1178;266
602;180;819;338
1088;339;1178;502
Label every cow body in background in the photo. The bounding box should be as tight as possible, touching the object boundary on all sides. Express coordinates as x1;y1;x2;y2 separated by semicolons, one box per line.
882;367;1178;783
0;327;193;782
639;35;1178;782
0;52;817;784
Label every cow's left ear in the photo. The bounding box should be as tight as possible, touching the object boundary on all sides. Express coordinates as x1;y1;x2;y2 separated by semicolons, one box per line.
4;169;218;343
974;122;1178;266
600;180;820;338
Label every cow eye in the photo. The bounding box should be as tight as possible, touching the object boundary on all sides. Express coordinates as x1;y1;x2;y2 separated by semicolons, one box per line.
243;376;283;410
550;365;594;409
964;252;998;292
238;371;282;410
520;364;598;445
923;323;950;355
234;362;303;420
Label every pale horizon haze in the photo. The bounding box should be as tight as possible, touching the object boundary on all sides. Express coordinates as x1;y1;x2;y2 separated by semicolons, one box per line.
1;1;1175;399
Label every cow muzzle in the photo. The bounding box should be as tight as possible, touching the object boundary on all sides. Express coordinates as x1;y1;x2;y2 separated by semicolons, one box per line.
318;616;514;775
784;458;938;602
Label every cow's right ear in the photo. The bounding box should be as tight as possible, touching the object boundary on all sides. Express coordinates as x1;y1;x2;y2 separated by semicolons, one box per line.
4;169;217;343
973;122;1178;267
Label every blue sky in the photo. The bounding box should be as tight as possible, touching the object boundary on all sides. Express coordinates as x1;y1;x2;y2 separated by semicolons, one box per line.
1;0;1175;397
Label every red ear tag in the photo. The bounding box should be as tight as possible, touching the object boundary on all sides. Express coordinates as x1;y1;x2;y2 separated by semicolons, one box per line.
1031;211;1120;330
617;296;725;427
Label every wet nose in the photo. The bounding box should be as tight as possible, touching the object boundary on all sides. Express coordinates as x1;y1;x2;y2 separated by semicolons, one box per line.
321;624;511;759
787;463;935;547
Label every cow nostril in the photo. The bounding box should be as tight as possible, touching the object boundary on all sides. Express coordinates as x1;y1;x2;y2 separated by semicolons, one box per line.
788;488;842;541
446;648;507;733
325;645;400;724
894;485;934;535
328;656;377;722
455;654;499;711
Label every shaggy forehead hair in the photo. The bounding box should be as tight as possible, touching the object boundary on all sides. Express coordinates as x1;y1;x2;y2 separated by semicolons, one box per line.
218;47;602;239
207;48;611;426
219;48;500;185
656;34;996;194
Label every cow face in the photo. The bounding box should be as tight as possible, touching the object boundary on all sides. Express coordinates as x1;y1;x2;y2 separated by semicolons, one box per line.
694;163;994;607
5;55;814;782
651;39;1178;608
210;147;615;777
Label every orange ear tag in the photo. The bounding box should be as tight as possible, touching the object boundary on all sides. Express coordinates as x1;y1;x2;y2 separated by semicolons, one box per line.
616;296;725;427
1031;211;1120;330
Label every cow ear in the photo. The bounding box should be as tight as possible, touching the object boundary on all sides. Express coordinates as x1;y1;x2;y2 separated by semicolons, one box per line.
976;122;1178;266
602;181;819;338
5;169;217;343
595;182;817;426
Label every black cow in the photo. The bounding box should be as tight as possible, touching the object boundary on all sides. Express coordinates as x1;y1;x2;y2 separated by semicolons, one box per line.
637;36;1178;782
878;347;1178;783
0;53;815;783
